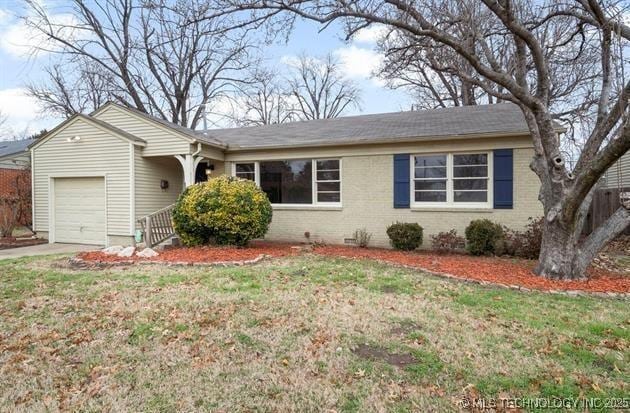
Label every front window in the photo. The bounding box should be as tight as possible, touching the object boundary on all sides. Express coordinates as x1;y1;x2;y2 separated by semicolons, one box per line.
260;160;313;204
235;163;256;181
413;154;447;202
233;159;341;206
453;154;488;203
315;160;341;203
412;152;490;206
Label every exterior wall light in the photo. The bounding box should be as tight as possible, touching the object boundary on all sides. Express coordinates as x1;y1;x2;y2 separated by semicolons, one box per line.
66;136;81;143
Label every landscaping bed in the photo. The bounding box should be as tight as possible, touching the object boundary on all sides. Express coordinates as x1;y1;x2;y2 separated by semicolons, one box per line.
314;245;630;295
77;241;300;264
78;242;629;295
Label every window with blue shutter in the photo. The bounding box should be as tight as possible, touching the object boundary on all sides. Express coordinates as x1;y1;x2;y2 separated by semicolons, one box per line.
493;149;513;209
393;154;410;208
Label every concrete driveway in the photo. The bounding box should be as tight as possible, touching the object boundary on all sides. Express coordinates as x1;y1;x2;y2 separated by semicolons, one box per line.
0;243;98;260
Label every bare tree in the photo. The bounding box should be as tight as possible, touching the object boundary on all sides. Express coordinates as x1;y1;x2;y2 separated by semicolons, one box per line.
377;29;497;108
27;63;114;119
232;69;297;125
287;54;361;120
232;55;361;124
211;0;629;280
24;0;256;129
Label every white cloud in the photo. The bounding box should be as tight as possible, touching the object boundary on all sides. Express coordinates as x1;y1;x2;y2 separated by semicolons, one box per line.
353;24;388;44
333;45;384;85
0;10;81;58
0;88;60;138
0;9;11;25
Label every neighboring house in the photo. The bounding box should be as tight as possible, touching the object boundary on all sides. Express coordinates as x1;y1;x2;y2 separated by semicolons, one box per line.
602;152;629;189
0;138;35;170
1;138;36;200
30;102;557;247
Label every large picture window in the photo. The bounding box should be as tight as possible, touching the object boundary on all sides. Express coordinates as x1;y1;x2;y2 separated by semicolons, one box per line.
233;159;341;206
260;160;313;204
412;152;490;206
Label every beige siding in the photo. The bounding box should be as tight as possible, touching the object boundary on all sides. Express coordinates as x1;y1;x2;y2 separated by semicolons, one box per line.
198;144;225;161
93;106;192;157
603;152;630;189
134;151;184;221
0;152;30;169
32;118;132;237
229;147;542;248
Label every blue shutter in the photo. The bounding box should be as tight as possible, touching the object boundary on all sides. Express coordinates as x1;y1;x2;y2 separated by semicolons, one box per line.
493;149;513;209
393;154;410;208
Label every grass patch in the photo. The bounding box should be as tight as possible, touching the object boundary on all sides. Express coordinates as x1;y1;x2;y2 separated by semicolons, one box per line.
0;254;627;412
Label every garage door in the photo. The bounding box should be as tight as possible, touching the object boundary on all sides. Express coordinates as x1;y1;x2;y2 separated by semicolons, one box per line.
54;177;106;245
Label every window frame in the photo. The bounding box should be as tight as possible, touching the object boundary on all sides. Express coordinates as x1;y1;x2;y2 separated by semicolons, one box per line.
410;151;493;209
232;158;342;207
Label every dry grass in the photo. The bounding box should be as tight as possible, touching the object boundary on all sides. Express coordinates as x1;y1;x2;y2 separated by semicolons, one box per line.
0;254;628;412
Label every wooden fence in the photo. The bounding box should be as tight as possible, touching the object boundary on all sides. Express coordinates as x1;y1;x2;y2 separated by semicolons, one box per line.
583;187;630;235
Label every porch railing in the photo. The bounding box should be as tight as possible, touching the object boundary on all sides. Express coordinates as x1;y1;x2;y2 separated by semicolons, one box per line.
137;204;176;248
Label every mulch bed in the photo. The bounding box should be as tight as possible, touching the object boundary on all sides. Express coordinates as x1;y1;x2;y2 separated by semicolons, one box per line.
313;246;630;295
76;242;629;295
77;241;300;264
0;237;47;250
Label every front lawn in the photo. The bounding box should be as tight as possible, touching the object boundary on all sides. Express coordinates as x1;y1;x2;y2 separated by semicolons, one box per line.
0;254;627;412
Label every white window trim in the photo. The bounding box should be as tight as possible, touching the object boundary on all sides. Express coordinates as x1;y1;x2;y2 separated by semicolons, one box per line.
410;151;493;209
232;158;342;207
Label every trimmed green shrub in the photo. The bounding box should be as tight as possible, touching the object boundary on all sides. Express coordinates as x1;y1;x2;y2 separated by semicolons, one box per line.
465;219;504;255
386;222;423;251
173;176;272;246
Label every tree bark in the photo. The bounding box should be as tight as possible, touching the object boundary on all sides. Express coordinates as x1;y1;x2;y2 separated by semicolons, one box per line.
535;204;630;279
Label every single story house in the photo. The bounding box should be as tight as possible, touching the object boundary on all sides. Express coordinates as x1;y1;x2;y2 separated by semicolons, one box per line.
30;102;554;247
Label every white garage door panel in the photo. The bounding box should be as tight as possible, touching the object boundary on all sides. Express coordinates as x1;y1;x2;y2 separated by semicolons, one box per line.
54;177;106;245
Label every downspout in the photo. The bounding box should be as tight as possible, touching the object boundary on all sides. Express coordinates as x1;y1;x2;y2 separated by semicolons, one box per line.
192;141;202;157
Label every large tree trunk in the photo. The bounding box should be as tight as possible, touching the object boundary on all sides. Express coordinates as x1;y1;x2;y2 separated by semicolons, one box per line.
535;220;586;280
535;205;630;280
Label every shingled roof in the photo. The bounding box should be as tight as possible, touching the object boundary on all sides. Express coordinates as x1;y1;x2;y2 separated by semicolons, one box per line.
0;138;37;159
200;103;546;150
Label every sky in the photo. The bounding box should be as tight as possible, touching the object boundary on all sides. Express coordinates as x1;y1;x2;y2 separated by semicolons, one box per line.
0;0;412;139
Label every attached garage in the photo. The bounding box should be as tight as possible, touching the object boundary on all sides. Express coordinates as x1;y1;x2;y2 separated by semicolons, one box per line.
31;114;147;247
52;177;106;245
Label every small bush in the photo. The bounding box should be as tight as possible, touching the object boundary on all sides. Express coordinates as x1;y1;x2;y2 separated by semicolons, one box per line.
430;230;465;253
173;176;272;246
502;217;543;259
465;219;504;256
386;222;423;251
353;228;372;248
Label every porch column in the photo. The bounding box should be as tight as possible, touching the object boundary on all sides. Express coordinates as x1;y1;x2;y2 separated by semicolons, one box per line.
174;154;205;187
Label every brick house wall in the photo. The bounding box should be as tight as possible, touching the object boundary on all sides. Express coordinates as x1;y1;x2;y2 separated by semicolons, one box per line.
0;168;31;226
